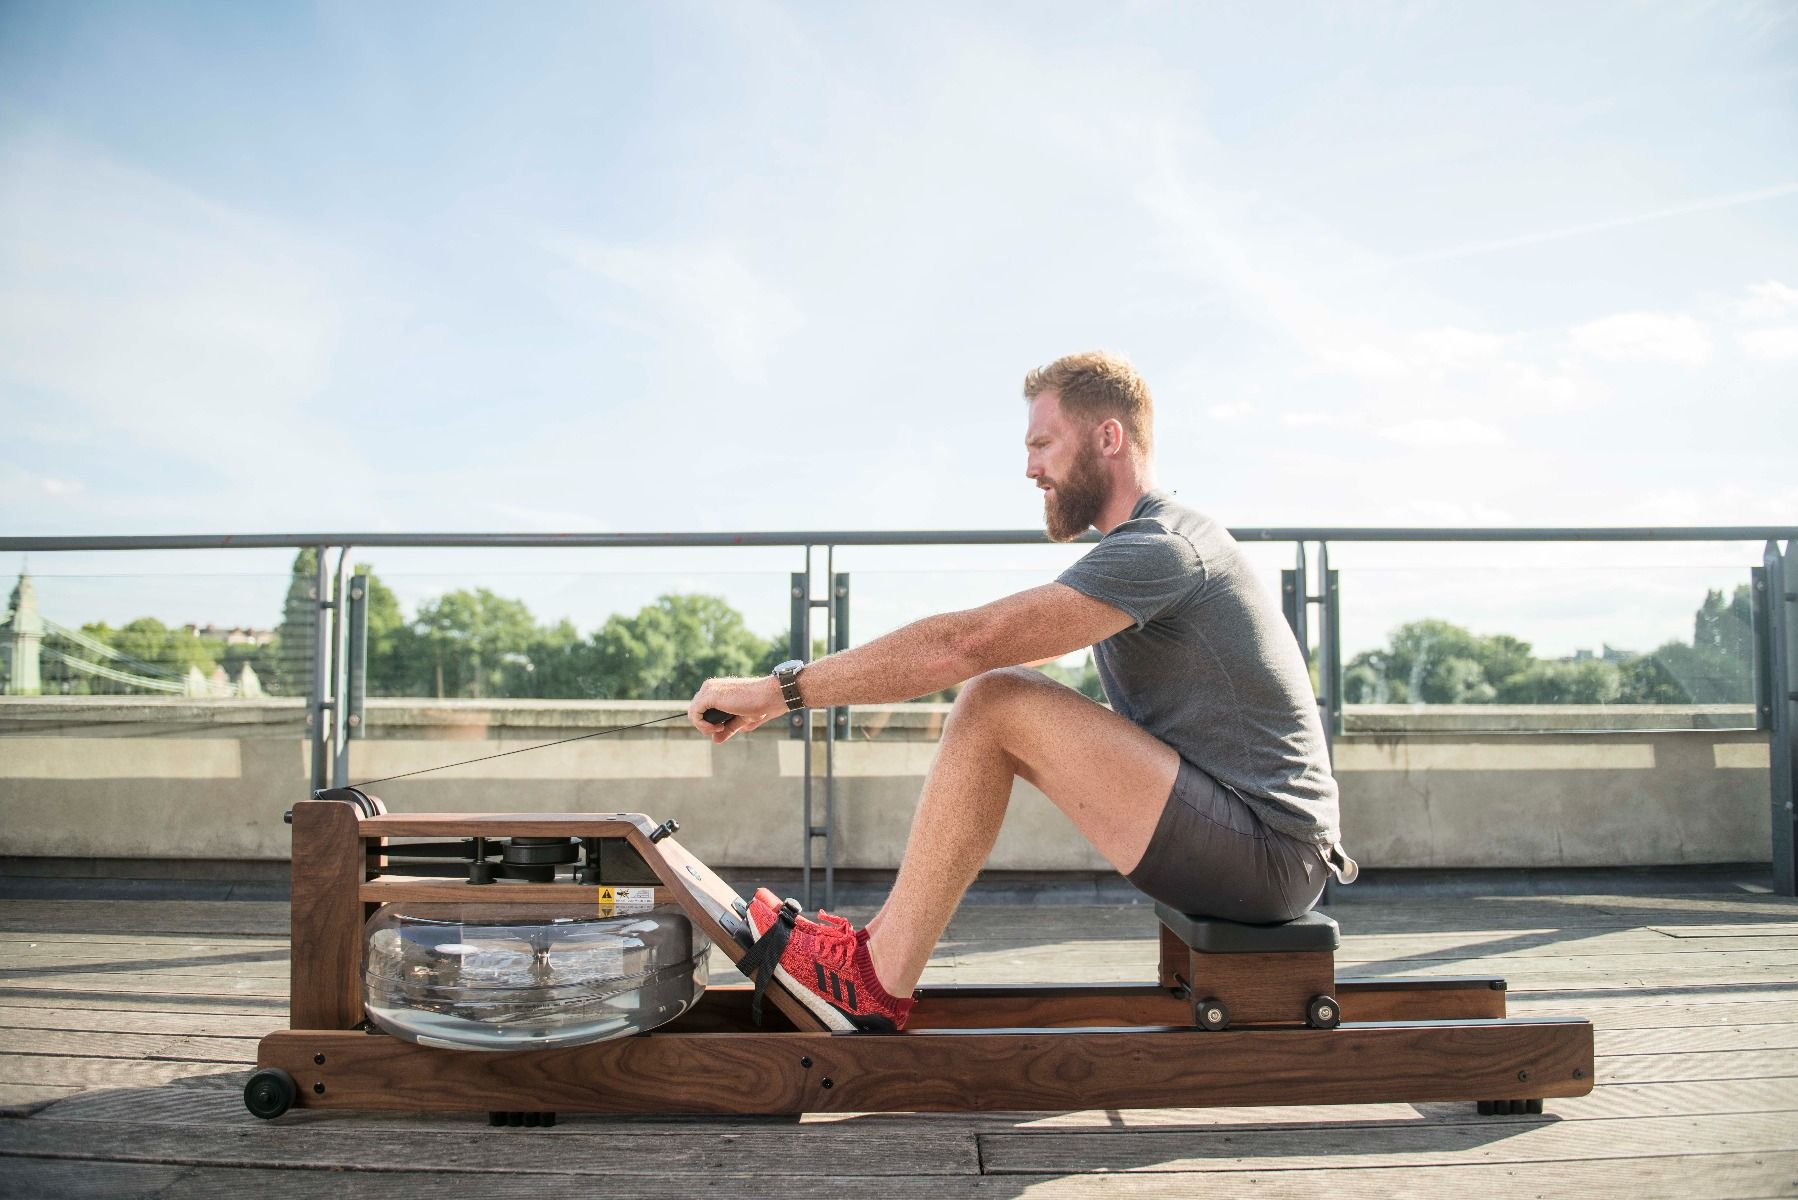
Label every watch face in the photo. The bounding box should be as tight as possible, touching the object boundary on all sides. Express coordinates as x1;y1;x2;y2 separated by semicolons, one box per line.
774;659;804;675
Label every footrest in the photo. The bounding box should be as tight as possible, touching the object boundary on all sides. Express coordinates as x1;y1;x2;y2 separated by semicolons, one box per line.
1155;904;1339;954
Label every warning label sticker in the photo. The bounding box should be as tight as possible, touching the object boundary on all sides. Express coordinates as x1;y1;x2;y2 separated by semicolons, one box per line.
596;886;656;916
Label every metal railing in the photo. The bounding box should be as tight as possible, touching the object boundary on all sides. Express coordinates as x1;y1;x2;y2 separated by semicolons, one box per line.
4;525;1796;902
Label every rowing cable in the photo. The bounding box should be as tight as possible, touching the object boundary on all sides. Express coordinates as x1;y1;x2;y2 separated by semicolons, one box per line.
346;707;737;789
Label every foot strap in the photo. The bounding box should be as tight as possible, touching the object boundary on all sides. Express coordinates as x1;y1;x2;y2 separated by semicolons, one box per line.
737;899;799;1025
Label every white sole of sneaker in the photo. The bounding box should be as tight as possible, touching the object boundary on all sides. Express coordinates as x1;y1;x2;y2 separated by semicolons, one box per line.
746;903;858;1033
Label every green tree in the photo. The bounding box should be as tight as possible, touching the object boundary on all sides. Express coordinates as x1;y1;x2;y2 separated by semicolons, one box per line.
1344;582;1756;707
1038;653;1105;702
1345;619;1518;704
584;594;787;700
1495;658;1622;704
412;588;538;698
269;549;321;696
359;568;422;696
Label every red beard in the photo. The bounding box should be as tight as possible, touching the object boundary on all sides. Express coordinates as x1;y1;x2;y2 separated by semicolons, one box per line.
1041;441;1108;542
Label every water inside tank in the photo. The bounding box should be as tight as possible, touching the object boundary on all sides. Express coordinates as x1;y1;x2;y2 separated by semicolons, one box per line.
363;902;710;1050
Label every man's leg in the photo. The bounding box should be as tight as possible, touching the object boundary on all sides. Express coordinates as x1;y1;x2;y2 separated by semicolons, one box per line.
864;667;1179;997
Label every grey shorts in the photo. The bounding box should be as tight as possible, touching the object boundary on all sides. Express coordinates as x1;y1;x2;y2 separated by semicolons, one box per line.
1126;758;1329;924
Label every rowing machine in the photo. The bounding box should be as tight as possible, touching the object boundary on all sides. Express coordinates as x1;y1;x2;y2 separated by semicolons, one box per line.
246;792;1594;1121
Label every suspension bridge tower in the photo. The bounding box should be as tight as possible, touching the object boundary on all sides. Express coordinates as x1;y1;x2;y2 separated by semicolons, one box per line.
2;569;44;695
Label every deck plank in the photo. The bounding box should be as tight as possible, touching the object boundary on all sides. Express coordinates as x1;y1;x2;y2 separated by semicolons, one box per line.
0;1148;1793;1199
977;1111;1798;1174
3;888;1798;1196
0;1116;984;1176
0;1007;277;1038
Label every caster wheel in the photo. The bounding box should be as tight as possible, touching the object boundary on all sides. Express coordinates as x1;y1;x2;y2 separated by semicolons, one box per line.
1195;998;1230;1031
1477;1100;1495;1116
244;1068;297;1120
1526;1098;1543;1115
1305;995;1341;1029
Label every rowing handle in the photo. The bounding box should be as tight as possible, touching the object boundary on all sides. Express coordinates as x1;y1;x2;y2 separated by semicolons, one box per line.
702;708;735;725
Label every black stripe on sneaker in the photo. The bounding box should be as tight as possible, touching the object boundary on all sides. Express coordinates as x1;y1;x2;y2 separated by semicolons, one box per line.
815;962;828;993
844;978;857;1010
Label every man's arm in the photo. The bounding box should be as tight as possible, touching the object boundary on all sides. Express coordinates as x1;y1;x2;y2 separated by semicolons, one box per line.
687;583;1132;739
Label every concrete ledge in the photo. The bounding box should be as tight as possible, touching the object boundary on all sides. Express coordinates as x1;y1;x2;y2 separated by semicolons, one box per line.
0;696;1776;871
0;858;1769;905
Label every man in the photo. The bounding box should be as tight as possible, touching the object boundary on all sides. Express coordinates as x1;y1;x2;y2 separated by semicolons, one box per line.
688;351;1351;1034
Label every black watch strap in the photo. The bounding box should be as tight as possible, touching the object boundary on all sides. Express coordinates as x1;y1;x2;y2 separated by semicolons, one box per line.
775;661;806;711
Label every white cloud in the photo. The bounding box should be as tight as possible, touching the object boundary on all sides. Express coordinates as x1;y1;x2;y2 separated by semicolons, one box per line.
1374;498;1518;526
1392;180;1798;267
0;139;347;477
1410;327;1506;366
1739;326;1798;361
486;501;608;530
1378;417;1506;449
0;467;87;500
1315;341;1410;381
543;236;803;383
1736;280;1798;321
1568;312;1713;366
1205;401;1255;422
1622;482;1798;526
1280;411;1355;429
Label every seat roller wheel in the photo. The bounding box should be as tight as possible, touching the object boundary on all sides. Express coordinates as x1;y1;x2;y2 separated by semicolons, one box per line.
1195;997;1230;1031
1304;994;1341;1029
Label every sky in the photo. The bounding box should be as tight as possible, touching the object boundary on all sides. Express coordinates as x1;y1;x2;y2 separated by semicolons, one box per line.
1;1;1794;659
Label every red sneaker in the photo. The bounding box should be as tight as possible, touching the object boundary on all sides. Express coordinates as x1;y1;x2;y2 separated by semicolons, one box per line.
738;888;914;1032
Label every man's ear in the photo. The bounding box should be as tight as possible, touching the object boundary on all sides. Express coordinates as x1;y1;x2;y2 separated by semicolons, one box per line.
1099;417;1126;458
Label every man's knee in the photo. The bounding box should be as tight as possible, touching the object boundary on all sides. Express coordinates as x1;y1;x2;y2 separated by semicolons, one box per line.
952;666;1064;722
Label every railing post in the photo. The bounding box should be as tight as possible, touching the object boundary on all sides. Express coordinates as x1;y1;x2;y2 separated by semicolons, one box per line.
1320;541;1343;740
1282;541;1308;651
832;571;851;741
1767;540;1797;896
329;549;353;789
794;550;847;912
1754;565;1774;733
335;570;368;788
307;546;333;793
793;558;814;907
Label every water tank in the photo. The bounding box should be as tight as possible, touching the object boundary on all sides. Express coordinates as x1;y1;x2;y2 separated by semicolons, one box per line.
362;902;710;1050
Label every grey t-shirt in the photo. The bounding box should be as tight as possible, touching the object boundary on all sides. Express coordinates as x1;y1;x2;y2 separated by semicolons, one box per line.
1056;490;1340;845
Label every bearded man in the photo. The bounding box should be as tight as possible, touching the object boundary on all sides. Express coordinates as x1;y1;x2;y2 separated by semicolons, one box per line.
688;351;1352;1033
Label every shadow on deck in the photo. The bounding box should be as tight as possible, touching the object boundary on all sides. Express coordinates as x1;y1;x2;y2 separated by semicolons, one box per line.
0;877;1795;1198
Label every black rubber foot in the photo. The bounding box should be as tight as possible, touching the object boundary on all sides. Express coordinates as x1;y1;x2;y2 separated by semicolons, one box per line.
490;1111;558;1127
244;1068;297;1120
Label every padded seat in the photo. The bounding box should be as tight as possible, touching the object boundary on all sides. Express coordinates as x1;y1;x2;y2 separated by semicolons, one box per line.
1155;904;1339;954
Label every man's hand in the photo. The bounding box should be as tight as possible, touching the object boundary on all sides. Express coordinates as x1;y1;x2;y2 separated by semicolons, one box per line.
688;674;786;743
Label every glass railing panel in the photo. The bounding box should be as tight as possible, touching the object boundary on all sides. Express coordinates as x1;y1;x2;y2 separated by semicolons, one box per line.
0;549;310;703
341;548;795;708
1330;543;1762;731
0;551;315;846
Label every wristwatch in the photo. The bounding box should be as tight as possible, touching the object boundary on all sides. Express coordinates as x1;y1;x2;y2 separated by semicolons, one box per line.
773;659;806;711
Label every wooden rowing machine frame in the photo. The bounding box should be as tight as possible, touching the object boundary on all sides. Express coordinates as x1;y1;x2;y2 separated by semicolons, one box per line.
249;794;1595;1119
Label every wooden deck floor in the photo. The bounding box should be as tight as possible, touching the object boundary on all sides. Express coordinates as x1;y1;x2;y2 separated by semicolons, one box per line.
1;887;1796;1198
